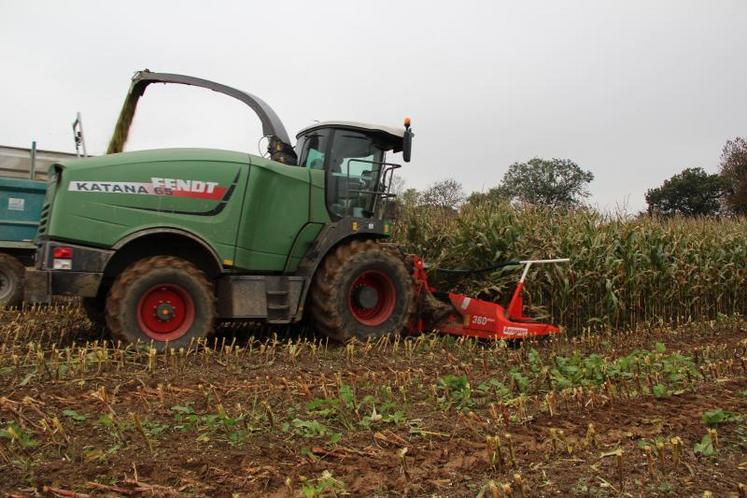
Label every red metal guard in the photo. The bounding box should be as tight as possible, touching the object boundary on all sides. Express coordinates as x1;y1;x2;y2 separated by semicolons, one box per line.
410;255;569;340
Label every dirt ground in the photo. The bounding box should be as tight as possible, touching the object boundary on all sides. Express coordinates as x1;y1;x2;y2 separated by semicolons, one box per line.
0;305;745;497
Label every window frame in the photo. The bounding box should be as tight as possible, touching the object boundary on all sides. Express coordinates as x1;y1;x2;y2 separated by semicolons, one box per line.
296;128;332;170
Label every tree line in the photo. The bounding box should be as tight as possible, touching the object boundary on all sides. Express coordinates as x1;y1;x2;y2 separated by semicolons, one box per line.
398;137;747;216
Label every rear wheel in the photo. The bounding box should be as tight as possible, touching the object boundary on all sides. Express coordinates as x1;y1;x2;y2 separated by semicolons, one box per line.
309;240;414;342
105;256;215;350
0;253;25;307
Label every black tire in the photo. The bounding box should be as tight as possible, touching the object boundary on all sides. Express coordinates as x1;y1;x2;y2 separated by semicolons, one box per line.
82;295;107;329
0;253;25;308
105;256;215;351
309;240;414;342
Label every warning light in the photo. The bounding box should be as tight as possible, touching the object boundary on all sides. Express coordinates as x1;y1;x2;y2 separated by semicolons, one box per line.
52;246;73;270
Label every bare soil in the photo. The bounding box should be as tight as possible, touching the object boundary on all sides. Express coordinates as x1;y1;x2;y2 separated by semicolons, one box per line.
1;305;745;497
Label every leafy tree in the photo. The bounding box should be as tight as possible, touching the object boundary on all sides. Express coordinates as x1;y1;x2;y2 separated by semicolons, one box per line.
420;179;465;210
466;186;509;205
645;167;727;217
399;187;421;206
499;158;593;208
719;137;747;215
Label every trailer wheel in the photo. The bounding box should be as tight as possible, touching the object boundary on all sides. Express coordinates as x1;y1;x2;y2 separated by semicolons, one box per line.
309;240;414;342
0;253;25;307
106;256;215;350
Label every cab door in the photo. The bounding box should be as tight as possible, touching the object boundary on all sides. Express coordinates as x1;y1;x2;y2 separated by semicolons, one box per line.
295;128;331;224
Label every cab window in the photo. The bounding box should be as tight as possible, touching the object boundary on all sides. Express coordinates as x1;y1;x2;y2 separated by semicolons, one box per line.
296;129;330;170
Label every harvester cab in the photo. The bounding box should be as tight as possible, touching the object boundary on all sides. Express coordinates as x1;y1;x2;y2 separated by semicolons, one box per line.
294;121;409;219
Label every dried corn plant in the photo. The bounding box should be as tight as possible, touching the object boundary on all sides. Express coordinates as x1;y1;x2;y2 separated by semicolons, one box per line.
395;202;747;333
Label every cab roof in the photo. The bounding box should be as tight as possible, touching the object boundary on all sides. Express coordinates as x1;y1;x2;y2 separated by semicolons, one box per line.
296;121;405;152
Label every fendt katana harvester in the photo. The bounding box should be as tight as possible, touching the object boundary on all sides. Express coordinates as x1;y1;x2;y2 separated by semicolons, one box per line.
26;70;567;349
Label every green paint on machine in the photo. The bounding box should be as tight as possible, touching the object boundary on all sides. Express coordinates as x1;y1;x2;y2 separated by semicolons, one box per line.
44;148;330;272
28;70;411;343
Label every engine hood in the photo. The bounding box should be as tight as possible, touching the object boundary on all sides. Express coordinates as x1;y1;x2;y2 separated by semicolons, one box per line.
53;148;256;172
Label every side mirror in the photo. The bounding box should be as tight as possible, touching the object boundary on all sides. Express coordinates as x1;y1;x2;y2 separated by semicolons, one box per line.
402;117;413;162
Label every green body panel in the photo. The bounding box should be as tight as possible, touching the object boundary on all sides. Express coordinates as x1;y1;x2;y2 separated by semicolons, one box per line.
234;159;313;271
308;169;328;223
45;148;332;273
284;222;325;272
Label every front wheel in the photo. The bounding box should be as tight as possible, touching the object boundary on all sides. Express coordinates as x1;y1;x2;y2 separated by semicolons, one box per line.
309;240;414;342
105;256;215;350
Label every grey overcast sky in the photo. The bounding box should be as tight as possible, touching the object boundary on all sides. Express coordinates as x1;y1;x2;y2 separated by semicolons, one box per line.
1;0;745;211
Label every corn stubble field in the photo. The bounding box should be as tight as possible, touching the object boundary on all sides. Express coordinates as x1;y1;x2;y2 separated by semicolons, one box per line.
1;205;747;497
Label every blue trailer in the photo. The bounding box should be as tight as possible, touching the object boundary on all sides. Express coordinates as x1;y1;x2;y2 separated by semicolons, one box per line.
0;119;89;305
1;144;83;306
0;176;46;305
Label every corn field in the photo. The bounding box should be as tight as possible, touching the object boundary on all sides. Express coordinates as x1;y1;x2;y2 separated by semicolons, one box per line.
395;201;747;332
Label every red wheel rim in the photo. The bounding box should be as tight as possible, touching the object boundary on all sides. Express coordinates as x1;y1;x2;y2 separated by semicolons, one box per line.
348;270;397;326
137;283;195;342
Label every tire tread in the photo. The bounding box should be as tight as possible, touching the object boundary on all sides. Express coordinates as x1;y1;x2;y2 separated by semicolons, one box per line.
309;239;415;342
105;256;215;347
0;253;25;307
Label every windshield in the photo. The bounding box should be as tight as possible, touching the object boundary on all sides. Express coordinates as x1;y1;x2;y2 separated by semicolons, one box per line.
326;130;385;218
